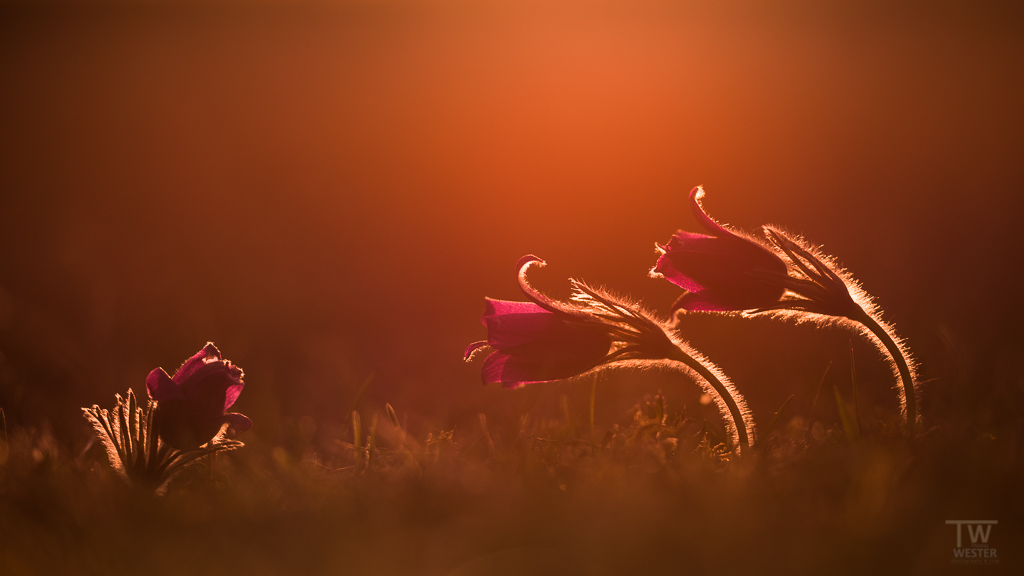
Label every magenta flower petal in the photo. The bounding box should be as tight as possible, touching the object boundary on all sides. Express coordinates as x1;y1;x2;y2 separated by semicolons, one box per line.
466;259;614;388
480;331;609;388
481;353;549;389
171;342;222;384
223;413;253;438
222;371;244;411
146;368;182;402
653;187;788;311
483;299;610;354
175;361;244;409
482;299;578;350
473;303;612;386
223;386;243;411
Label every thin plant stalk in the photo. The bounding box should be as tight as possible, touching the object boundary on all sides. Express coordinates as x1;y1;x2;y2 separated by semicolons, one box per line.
666;347;751;452
850;306;917;436
756;394;795;450
589;376;597;440
760;227;921;437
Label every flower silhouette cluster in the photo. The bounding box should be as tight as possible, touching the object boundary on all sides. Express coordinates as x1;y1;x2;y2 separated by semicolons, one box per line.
653;187;788;313
467;186;922;451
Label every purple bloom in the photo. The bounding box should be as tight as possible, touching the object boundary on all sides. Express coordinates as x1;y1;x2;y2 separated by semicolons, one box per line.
652;186;788;312
146;343;252;450
464;256;613;389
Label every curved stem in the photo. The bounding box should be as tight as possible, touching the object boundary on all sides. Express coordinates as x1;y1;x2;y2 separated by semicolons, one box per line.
667;348;751;453
850;308;917;437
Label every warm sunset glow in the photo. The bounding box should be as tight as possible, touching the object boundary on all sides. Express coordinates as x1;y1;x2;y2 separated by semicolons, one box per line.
1;1;1021;573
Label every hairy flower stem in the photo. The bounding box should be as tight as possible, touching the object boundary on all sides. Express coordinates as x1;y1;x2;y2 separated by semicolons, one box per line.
666;348;751;453
849;307;917;438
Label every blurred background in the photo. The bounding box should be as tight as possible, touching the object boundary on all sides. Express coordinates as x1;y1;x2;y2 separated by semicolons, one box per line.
1;0;1022;450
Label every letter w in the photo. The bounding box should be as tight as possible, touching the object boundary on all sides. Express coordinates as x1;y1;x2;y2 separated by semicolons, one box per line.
967;524;992;544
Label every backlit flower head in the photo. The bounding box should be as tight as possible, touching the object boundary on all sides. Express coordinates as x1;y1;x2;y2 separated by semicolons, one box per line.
464;256;615;389
82;343;250;494
651;186;789;312
146;342;252;450
651;187;920;435
466;255;755;452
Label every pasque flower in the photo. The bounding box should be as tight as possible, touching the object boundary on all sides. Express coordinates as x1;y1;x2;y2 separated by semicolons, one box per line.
146;342;252;450
464;256;614;388
652;187;920;436
466;255;756;452
82;342;250;493
652;186;789;312
466;298;613;387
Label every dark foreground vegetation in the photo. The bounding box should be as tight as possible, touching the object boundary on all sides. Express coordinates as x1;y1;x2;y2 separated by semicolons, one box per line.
2;391;1020;576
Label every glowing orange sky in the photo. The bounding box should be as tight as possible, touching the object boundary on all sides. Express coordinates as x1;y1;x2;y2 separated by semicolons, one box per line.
1;0;1022;437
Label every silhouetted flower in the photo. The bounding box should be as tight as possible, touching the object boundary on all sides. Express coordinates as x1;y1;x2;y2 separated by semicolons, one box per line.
465;298;613;388
652;187;919;435
652;186;789;312
465;255;756;452
464;257;613;388
146;343;252;450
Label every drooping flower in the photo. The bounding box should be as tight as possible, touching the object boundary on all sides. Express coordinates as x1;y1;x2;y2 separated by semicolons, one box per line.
464;298;613;388
146;342;252;450
464;257;614;388
465;255;756;452
651;187;920;435
651;186;790;312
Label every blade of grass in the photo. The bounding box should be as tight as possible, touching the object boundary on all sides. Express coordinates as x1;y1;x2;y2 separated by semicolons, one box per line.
833;385;860;442
458;434;483;458
560;395;578;439
344;373;375;426
366;415;377;470
0;407;7;465
755;394;795;451
386;403;405;452
352;411;362;469
478;413;495;455
808;361;832;418
386;403;400;428
589;376;597;441
850;340;863;434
